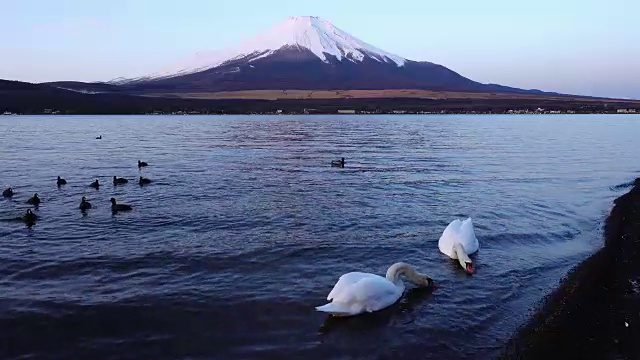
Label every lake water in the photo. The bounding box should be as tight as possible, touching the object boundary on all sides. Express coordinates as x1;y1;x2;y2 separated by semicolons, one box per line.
0;114;638;359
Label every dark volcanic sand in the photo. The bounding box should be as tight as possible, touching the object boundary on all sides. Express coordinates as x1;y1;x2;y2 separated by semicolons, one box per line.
500;178;640;359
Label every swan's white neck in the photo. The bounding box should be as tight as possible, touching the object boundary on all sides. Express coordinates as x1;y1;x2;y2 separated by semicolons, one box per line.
385;262;426;286
453;243;472;271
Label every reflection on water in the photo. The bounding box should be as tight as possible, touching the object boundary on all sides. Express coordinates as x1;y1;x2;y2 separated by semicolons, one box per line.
318;286;437;335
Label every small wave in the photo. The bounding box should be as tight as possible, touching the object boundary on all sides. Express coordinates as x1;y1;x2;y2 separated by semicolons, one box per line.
1;114;639;359
610;180;637;191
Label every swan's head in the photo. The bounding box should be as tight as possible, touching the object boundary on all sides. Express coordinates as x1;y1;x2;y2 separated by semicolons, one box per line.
413;274;434;287
465;262;474;274
386;262;434;287
110;197;116;205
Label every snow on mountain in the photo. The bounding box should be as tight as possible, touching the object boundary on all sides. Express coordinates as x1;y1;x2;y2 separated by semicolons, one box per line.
232;16;407;66
107;77;138;85
127;16;407;82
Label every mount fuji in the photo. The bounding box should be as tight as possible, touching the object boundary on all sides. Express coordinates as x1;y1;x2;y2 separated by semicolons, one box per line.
136;15;407;81
97;16;551;96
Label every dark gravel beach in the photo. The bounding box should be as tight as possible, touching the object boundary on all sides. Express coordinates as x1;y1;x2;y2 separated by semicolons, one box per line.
501;178;640;359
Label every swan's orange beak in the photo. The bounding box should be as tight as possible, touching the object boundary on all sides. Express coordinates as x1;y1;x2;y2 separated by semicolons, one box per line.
465;263;475;274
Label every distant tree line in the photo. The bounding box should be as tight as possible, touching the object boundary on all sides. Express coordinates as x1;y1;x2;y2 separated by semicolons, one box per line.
1;80;637;115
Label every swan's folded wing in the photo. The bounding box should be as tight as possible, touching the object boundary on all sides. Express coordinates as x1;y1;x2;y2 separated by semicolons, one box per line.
459;217;480;253
459;218;474;240
438;219;463;257
350;276;400;312
327;272;372;301
444;219;463;235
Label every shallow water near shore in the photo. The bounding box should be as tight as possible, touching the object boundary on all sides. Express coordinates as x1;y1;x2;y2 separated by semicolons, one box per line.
1;114;639;359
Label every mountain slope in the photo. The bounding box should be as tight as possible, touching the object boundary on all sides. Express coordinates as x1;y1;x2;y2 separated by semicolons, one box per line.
127;47;471;91
135;16;407;82
43;81;122;93
0;79;268;114
103;16;551;96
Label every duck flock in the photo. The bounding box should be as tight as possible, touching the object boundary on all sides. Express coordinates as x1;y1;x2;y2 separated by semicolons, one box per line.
2;159;152;226
3;153;481;318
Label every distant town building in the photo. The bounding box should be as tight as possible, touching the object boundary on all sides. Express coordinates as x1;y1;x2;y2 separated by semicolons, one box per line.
337;109;356;114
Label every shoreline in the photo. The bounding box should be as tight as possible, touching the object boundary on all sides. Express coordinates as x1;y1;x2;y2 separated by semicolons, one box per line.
3;80;639;116
3;112;640;116
499;178;640;358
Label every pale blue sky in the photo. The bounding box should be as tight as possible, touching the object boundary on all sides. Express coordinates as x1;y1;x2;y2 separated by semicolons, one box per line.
1;0;638;98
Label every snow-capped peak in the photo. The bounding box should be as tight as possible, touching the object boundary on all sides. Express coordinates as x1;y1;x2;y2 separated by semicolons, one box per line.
241;16;407;66
131;16;406;82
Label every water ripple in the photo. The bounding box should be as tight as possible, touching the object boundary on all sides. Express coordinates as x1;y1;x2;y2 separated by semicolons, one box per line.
0;114;639;359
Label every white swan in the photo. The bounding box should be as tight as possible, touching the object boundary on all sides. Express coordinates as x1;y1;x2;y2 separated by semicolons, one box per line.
438;217;479;274
315;262;433;317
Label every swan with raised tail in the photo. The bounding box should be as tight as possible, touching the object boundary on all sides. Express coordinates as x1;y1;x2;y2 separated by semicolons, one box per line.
438;217;479;274
315;262;434;317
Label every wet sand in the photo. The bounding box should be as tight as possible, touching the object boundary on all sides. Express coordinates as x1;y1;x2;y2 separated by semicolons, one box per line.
500;178;640;359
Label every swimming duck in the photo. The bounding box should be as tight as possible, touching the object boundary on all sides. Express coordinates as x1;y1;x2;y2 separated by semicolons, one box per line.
2;187;13;197
79;196;92;210
110;197;132;212
96;135;102;139
315;262;433;317
27;193;40;205
138;160;148;168
89;179;100;189
57;176;67;186
113;176;128;185
138;176;152;186
438;217;480;274
23;209;37;223
331;157;345;167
